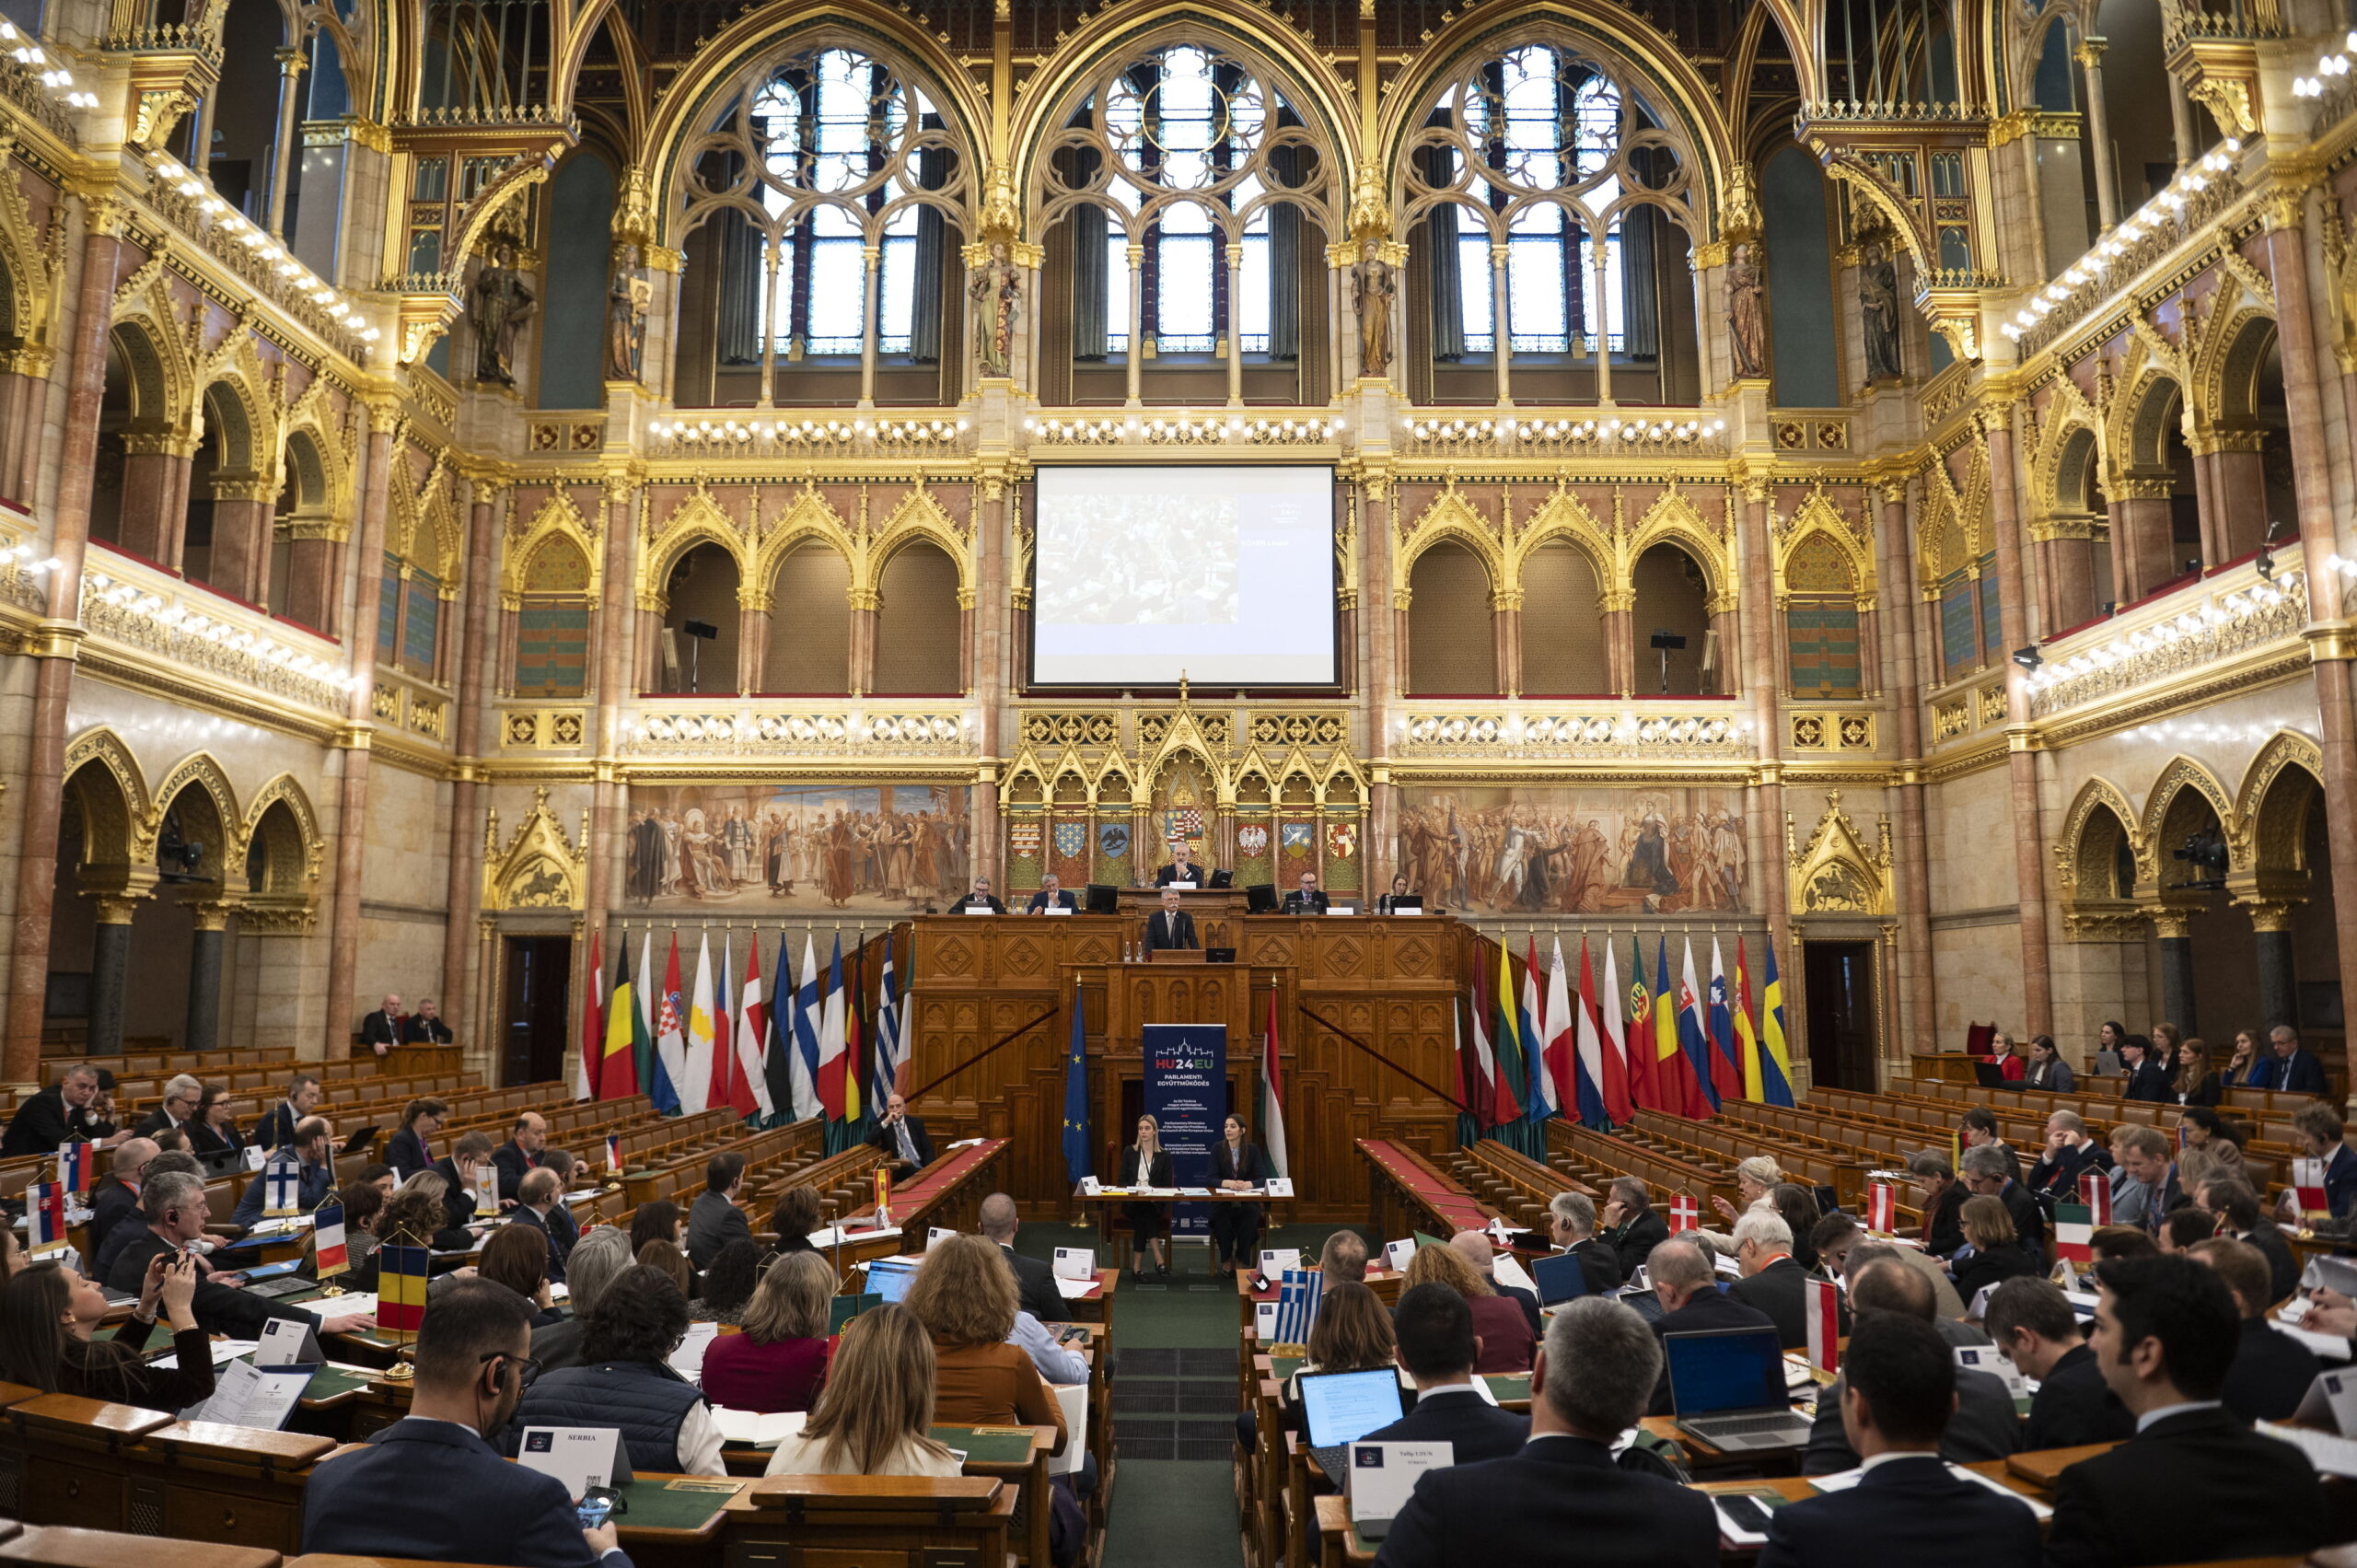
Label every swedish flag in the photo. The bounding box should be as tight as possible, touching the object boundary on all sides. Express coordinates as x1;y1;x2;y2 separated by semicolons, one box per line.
1759;938;1795;1107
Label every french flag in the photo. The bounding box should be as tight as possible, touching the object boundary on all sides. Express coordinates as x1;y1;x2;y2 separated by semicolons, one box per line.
313;1196;349;1276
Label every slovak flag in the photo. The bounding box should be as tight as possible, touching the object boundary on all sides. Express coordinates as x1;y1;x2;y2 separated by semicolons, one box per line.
27;1180;65;1250
1805;1274;1841;1376
1670;1192;1698;1233
606;1132;622;1175
313;1195;349;1277
2079;1170;2112;1225
1866;1183;1896;1235
2053;1202;2095;1263
57;1139;92;1194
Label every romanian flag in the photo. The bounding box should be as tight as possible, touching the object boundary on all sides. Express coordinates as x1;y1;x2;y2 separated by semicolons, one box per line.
575;935;601;1101
313;1195;348;1277
57;1139;92;1194
1624;935;1657;1111
2053;1202;2095;1263
27;1180;65;1250
1758;937;1795;1107
600;944;638;1101
377;1244;430;1334
1735;939;1764;1102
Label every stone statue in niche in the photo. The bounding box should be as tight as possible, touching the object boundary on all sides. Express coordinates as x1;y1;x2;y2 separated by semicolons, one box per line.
1353;251;1397;377
606;244;651;382
970;240;1022;377
1860;238;1902;384
1726;242;1768;381
469;239;536;385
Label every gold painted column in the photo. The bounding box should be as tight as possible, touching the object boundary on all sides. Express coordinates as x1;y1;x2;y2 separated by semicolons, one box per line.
6;197;124;1080
1492;591;1521;698
1983;405;2053;1035
739;593;772;695
439;480;501;1045
1875;479;1937;1048
973;475;1009;889
1362;476;1396;889
321;405;398;1059
583;478;638;1024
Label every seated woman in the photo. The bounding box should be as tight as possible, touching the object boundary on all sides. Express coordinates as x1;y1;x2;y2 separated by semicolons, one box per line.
389;1170;475;1251
354;1185;459;1289
637;1237;695;1299
305;1179;385;1283
0;1252;216;1410
693;1239;761;1326
763;1303;961;1477
2177;1107;2248;1179
904;1234;1067;1457
188;1084;244;1162
1271;1281;1398;1434
2175;1040;2225;1108
1403;1242;1532;1373
506;1263;725;1475
1117;1114;1175;1280
631;1200;687;1256
477;1220;564;1329
768;1187;824;1257
703;1249;834;1413
1947;1195;2036;1304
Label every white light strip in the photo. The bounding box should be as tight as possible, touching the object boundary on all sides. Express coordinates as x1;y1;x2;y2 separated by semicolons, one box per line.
145;152;380;347
85;570;358;692
2003;141;2241;343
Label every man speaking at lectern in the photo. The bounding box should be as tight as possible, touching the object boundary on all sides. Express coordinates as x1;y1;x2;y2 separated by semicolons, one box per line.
1143;888;1199;953
1155;842;1217;888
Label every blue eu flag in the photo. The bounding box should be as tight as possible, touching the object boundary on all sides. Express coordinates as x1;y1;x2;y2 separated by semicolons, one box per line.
1062;981;1092;1185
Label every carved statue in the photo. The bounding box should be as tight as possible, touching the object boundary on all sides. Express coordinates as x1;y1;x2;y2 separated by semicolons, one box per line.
469;240;535;386
1726;242;1768;381
606;244;651;383
970;240;1022;377
1859;238;1902;384
1353;251;1397;378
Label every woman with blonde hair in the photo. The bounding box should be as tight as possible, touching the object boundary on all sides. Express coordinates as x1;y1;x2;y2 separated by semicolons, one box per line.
1948;1194;2035;1302
1117;1113;1175;1279
762;1303;959;1477
389;1168;470;1250
1404;1240;1533;1372
637;1237;694;1297
703;1250;834;1413
903;1233;1066;1456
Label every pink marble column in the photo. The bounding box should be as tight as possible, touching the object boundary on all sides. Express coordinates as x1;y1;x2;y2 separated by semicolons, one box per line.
1982;407;2052;1035
438;482;501;1043
583;482;638;1028
205;490;274;604
1876;481;1936;1050
320;409;397;1059
1739;483;1793;969
283;536;341;633
115;445;192;566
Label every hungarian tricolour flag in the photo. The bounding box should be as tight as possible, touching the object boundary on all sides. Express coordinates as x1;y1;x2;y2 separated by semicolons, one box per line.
2053;1202;2095;1264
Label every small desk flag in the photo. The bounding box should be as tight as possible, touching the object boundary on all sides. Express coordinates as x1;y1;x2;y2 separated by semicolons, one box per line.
27;1180;66;1251
1805;1273;1840;1376
377;1244;430;1334
1670;1193;1698;1233
2053;1202;2094;1264
1865;1183;1896;1236
606;1132;623;1175
2079;1170;2112;1226
263;1153;302;1217
2294;1157;2328;1219
473;1163;499;1217
58;1140;92;1195
313;1195;348;1278
1272;1266;1323;1349
873;1167;892;1229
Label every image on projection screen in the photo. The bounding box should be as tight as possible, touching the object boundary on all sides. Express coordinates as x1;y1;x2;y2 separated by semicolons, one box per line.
1031;465;1336;686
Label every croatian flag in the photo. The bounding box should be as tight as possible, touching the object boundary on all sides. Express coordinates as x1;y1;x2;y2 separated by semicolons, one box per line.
1805;1274;1841;1376
2053;1202;2094;1263
313;1195;348;1277
1670;1192;1698;1233
2079;1170;2112;1225
28;1180;66;1250
1866;1183;1896;1235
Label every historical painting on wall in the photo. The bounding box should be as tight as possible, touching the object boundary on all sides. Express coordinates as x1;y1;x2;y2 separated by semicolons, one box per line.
622;784;970;912
1393;786;1747;915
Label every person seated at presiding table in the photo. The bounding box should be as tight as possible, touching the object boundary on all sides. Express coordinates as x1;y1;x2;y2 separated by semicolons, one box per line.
1374;873;1420;914
359;993;406;1059
688;1152;755;1270
2189;1236;2317;1423
232;1116;339;1228
867;1092;935;1174
1802;1257;2018;1476
691;1239;761;1326
1025;873;1077;912
1207;1113;1271;1272
476;1221;565;1330
306;1277;631;1568
767;1185;825;1258
762;1302;961;1478
1282;871;1329;913
535;1225;634;1373
1153;843;1213;886
493;1111;550;1202
1360;1283;1529;1462
702;1249;834;1414
2042;1254;2330;1568
505;1262;726;1476
1643;1236;1776;1414
1371;1297;1719;1568
1;1061;122;1156
511;1167;579;1283
405;996;456;1044
1757;1312;2043;1568
1946;1194;2038;1305
134;1074;203;1142
1403;1237;1532;1373
0;1251;217;1411
1116;1114;1175;1279
1982;1276;2134;1449
386;1096;447;1180
951;876;1006;912
106;1170;374;1340
903;1234;1068;1456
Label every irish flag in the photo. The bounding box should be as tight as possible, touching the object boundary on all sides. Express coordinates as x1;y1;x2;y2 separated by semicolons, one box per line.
2053;1202;2095;1263
1261;989;1290;1177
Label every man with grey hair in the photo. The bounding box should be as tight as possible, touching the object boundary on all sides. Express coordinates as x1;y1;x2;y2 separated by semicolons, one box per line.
136;1074;204;1141
1800;1255;2016;1477
1600;1175;1668;1276
980;1192;1062;1322
1727;1209;1812;1348
1543;1192;1624;1296
87;1134;159;1260
1319;1228;1370;1284
533;1223;634;1370
2;1060;122;1156
107;1169;372;1340
1449;1229;1540;1333
1643;1235;1774;1414
1373;1297;1718;1567
1961;1142;2047;1257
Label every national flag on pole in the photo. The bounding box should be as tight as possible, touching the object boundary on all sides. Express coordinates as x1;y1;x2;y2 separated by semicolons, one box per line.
1656;938;1699;1118
2053;1202;2095;1263
1597;937;1632;1122
731;942;772;1121
1734;938;1764;1103
377;1245;430;1334
1261;988;1290;1177
1570;939;1607;1127
2294;1157;2328;1218
1759;937;1796;1107
681;934;716;1115
1866;1183;1896;1235
708;931;735;1116
1523;936;1557;1121
842;940;865;1127
57;1139;91;1195
1624;935;1658;1111
1706;937;1744;1108
651;935;686;1114
1491;940;1527;1124
605;1131;622;1175
575;934;600;1101
27;1180;65;1250
764;933;797;1123
1670;1192;1698;1233
2079;1169;2112;1225
313;1195;348;1277
1466;963;1498;1128
1678;938;1721;1116
600;943;639;1100
1272;1266;1322;1348
873;1167;892;1226
264;1151;302;1216
1805;1274;1841;1376
874;936;906;1111
818;936;848;1121
789;936;823;1121
633;931;656;1100
1062;979;1092;1185
1552;938;1596;1127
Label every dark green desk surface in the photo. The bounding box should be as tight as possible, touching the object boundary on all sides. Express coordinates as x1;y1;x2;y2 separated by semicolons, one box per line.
931;1425;1039;1466
613;1476;745;1533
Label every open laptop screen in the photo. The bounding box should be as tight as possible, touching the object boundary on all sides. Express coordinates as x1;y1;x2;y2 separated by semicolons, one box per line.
1530;1251;1590;1307
1299;1368;1404;1449
1665;1327;1787;1417
866;1260;918;1304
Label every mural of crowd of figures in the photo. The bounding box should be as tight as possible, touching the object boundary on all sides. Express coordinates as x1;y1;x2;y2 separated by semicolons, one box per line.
622;784;972;913
1393;787;1749;916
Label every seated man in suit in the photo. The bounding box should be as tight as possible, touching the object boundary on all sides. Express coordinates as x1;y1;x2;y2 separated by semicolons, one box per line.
1982;1275;2134;1449
110;1170;374;1340
2026;1109;2113;1206
2293;1102;2357;1218
232;1117;339;1227
1282;871;1330;914
2200;1179;2299;1306
360;993;404;1059
1364;1283;1530;1462
980;1191;1063;1322
1025;873;1077;913
1141;887;1198;953
134;1075;203;1143
493;1111;547;1202
951;877;1006;913
1449;1230;1539;1335
1154;843;1212;887
404;996;456;1044
1643;1236;1776;1414
1;1062;123;1156
432;1131;500;1237
687;1152;755;1271
1959;1143;2047;1258
2111;1125;2183;1238
510;1167;576;1283
2044;1253;2330;1568
1728;1210;1828;1350
87;1137;157;1260
1599;1177;1670;1278
2189;1237;2318;1422
303;1277;629;1568
867;1091;934;1174
1759;1312;2042;1568
1545;1191;1624;1295
1374;1296;1718;1568
252;1074;325;1155
2267;1024;2330;1096
2119;1036;2175;1103
1802;1257;2016;1475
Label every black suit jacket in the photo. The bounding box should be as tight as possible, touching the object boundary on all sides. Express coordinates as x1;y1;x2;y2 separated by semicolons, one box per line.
1950;1243;2038;1307
1803;1365;2020;1475
402;1015;454;1044
510;1202;574;1283
2024;1342;2134;1450
1118;1147;1174;1187
2026;1141;2111;1204
1603;1207;1670;1277
385;1125;433;1180
1996;1179;2047;1255
304;1417;632;1568
253;1100;303;1154
1759;1453;2041;1568
1728;1256;1836;1350
1281;889;1330;914
1154;863;1214;887
1;1086;116;1157
1142;908;1199;951
134;1109;190;1142
1565;1236;1623;1295
106;1228;316;1340
1923;1182;1966;1256
1001;1242;1063;1322
2270;1049;2329;1096
868;1113;935;1169
952;894;1007;913
2239;1225;2300;1307
1212;1141;1271;1187
2044;1405;2330;1568
359;1010;401;1051
1362;1387;1530;1464
1646;1287;1777;1414
1371;1434;1717;1568
2222;1315;2320;1423
2123;1060;2175;1103
87;1177;141;1256
1025;889;1077;912
429;1156;482;1235
492;1140;540;1202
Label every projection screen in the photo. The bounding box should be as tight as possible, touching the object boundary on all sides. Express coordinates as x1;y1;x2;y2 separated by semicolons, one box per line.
1030;465;1336;687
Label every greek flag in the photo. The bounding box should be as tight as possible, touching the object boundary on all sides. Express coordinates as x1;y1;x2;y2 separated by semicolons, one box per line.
1272;1266;1322;1347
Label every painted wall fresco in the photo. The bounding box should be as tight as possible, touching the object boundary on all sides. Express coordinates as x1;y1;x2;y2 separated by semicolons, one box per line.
1393;786;1748;915
622;783;971;912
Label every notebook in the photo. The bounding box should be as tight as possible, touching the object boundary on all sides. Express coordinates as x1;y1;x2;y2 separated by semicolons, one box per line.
1529;1251;1591;1307
1665;1326;1809;1450
1299;1367;1405;1485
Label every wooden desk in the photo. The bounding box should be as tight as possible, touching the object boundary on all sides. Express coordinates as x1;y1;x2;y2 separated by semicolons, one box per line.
1;1527;279;1568
932;1423;1057;1568
730;1475;1013;1568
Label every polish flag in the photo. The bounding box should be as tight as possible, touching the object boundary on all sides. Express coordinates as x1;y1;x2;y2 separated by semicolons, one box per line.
1805;1274;1841;1376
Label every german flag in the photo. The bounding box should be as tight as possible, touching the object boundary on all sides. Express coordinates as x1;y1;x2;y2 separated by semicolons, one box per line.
377;1244;431;1334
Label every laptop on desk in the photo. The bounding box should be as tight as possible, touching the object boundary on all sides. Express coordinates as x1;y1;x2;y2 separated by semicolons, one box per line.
1973;1061;2008;1088
1299;1367;1405;1486
865;1259;919;1304
1529;1251;1591;1309
1666;1325;1811;1451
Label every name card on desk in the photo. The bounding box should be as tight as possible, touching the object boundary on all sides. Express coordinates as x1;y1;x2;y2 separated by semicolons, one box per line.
1955;1345;2029;1403
244;1144;266;1171
256;1316;322;1367
180;1359;308;1432
1346;1443;1451;1531
1265;1178;1295;1199
928;1226;957;1250
1168;880;1198;890
1053;1247;1097;1281
520;1426;622;1498
1255;1301;1279;1341
1043;906;1073;915
2294;1370;2357;1434
1385;1238;1415;1272
963;906;994;915
1259;1248;1302;1276
1079;1176;1102;1196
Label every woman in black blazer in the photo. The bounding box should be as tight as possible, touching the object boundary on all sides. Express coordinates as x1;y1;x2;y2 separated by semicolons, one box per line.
188;1085;245;1162
1947;1194;2037;1306
1209;1114;1273;1273
1118;1115;1176;1279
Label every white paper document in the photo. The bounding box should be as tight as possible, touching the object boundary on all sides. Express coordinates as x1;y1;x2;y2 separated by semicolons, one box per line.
1051;1382;1089;1477
180;1359;308;1431
711;1408;807;1447
2259;1420;2357;1478
1055;1274;1102;1299
667;1321;721;1380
